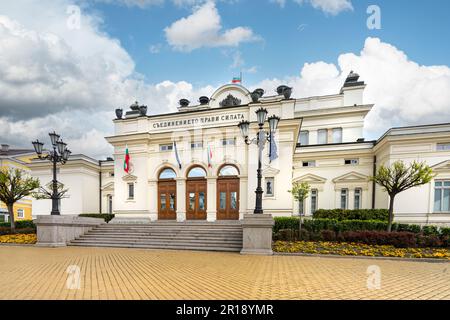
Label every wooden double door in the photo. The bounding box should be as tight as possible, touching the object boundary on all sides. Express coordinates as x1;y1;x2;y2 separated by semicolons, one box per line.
186;179;207;220
217;178;240;220
158;180;177;220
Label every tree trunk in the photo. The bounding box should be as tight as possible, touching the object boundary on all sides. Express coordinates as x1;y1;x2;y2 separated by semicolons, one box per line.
387;195;395;232
7;204;15;233
298;196;302;240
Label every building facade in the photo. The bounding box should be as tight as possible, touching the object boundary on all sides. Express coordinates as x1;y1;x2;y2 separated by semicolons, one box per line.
29;73;450;226
0;144;37;222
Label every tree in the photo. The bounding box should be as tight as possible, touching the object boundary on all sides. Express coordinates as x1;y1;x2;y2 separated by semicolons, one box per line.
371;161;434;232
289;181;311;235
0;168;40;232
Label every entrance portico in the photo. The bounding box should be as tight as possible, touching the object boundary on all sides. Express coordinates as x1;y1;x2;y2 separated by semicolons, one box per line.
106;83;300;222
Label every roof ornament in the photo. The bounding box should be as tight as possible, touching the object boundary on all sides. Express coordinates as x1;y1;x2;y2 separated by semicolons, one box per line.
179;99;190;108
220;94;241;107
345;70;360;83
250;89;265;103
276;85;293;99
199;96;210;105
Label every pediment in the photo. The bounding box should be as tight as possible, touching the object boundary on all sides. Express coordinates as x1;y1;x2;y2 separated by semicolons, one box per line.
263;166;280;176
122;174;138;182
333;171;368;183
209;84;251;108
432;160;450;171
101;182;114;191
294;173;327;184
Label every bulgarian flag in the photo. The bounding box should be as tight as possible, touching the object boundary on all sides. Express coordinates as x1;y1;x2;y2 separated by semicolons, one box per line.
207;145;213;168
124;145;130;173
232;72;242;84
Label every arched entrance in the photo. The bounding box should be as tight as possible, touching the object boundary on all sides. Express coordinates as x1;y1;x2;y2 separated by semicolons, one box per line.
217;165;240;220
186;166;207;220
158;168;177;220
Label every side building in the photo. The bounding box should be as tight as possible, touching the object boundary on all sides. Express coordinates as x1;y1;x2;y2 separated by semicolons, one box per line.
0;144;37;222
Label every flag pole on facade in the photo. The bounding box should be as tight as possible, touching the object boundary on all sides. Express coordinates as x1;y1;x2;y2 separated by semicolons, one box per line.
124;144;130;173
269;132;278;163
207;145;213;168
173;141;182;169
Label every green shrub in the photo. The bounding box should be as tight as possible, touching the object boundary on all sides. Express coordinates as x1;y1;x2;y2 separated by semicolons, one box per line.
422;225;440;236
313;209;389;221
273;217;300;233
0;227;36;235
79;214;115;223
440;227;450;237
0;220;35;230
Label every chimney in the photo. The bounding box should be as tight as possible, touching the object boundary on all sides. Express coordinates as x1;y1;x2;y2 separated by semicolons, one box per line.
1;144;9;152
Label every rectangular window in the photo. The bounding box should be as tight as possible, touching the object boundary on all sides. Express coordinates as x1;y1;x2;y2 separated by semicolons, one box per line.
435;181;450;212
265;177;274;197
128;183;134;200
341;189;348;210
299;131;309;146
299;199;304;216
332;128;343;143
160;194;166;210
199;192;205;211
311;189;318;214
318;129;328;144
345;159;359;165
191;141;203;149
159;144;173;152
17;209;24;219
437;143;450;151
189;193;196;210
354;188;362;210
170;194;176;210
230;192;237;210
220;192;226;210
302;161;316;167
222;138;236;146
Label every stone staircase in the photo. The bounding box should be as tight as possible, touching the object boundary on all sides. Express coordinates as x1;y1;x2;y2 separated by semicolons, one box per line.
68;221;243;252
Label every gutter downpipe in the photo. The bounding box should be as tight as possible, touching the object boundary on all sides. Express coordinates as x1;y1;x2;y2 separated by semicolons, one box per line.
372;155;377;209
99;160;102;214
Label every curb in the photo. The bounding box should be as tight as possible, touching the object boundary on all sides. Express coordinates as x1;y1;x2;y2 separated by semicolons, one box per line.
274;252;450;263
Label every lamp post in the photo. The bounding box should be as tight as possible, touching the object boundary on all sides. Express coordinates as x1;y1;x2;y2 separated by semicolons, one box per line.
32;132;72;215
238;108;280;214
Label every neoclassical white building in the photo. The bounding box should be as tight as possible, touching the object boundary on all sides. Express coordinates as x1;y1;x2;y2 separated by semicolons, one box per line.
29;72;450;226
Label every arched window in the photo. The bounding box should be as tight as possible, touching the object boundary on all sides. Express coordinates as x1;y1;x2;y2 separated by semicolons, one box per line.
159;168;177;180
187;166;207;178
219;165;239;177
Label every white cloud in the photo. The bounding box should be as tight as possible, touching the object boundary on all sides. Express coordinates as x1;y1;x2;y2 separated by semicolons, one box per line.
253;37;450;139
164;1;260;52
273;0;353;15
0;1;213;159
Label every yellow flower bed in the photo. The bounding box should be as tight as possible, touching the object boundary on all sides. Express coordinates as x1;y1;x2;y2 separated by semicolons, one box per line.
273;241;450;260
0;234;37;244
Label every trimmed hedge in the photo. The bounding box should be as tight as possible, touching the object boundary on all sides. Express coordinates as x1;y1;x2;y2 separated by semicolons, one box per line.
0;220;36;230
79;214;115;223
273;217;423;234
313;209;389;221
0;227;36;236
274;229;448;248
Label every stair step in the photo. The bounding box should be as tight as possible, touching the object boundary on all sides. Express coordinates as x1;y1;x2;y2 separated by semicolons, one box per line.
68;242;241;252
81;234;242;240
73;238;242;245
70;240;242;248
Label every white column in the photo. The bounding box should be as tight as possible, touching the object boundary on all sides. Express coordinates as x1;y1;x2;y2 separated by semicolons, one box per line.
239;176;248;220
176;178;186;222
148;179;158;221
207;177;217;222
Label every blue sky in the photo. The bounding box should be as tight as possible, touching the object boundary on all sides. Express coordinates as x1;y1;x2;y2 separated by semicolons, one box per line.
90;0;450;87
0;0;449;158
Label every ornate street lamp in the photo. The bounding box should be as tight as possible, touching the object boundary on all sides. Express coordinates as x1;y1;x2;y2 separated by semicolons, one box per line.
238;108;280;214
32;132;71;215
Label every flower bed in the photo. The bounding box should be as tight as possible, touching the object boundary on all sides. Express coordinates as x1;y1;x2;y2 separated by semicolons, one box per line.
273;241;450;260
0;234;37;244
